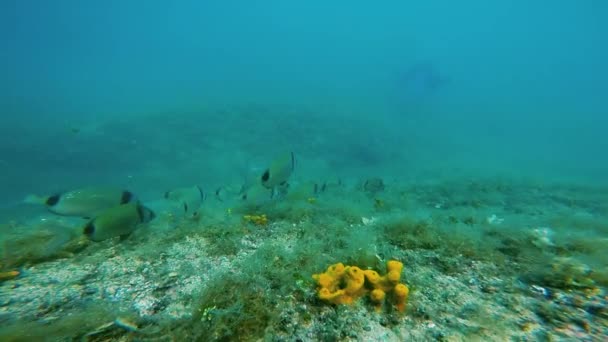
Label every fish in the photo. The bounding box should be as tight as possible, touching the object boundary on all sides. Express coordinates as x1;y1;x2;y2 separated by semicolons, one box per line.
285;180;318;201
315;178;343;194
214;152;295;206
214;184;242;203
260;152;296;189
164;185;206;217
240;182;274;206
390;62;448;108
83;202;155;242
285;178;344;201
24;187;137;218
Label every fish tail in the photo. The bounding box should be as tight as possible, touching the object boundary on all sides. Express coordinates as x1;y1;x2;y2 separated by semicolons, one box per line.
23;194;47;205
196;185;206;201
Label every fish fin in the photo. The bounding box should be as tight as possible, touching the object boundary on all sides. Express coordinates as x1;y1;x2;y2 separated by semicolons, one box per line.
215;187;224;202
146;208;156;221
41;230;75;257
196;185;206;201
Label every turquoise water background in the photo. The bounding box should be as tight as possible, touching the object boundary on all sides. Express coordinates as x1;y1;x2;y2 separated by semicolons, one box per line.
1;1;606;204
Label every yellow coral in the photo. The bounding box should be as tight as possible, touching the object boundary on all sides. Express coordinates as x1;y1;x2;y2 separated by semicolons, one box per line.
313;260;410;312
243;214;268;226
394;283;409;312
342;266;366;302
313;262;345;289
312;263;367;305
363;270;382;288
318;287;345;303
386;260;403;284
370;289;386;311
363;260;403;292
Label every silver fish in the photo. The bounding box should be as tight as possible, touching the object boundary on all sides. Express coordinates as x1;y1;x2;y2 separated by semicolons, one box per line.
24;187;136;218
84;202;155;242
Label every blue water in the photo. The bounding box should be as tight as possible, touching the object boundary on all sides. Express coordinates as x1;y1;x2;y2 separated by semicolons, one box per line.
1;0;606;203
1;2;608;340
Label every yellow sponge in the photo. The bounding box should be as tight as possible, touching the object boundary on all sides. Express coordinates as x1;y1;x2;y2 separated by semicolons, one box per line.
313;260;410;312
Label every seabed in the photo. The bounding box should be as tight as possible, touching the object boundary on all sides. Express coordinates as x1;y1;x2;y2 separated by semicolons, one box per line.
1;178;606;341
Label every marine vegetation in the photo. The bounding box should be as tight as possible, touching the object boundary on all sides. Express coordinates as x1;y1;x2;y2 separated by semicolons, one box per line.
0;219;88;269
0;178;607;341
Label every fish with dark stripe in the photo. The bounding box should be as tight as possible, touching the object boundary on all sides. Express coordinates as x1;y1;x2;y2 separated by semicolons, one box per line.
164;185;206;217
260;151;295;189
24;187;137;218
84;202;155;242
